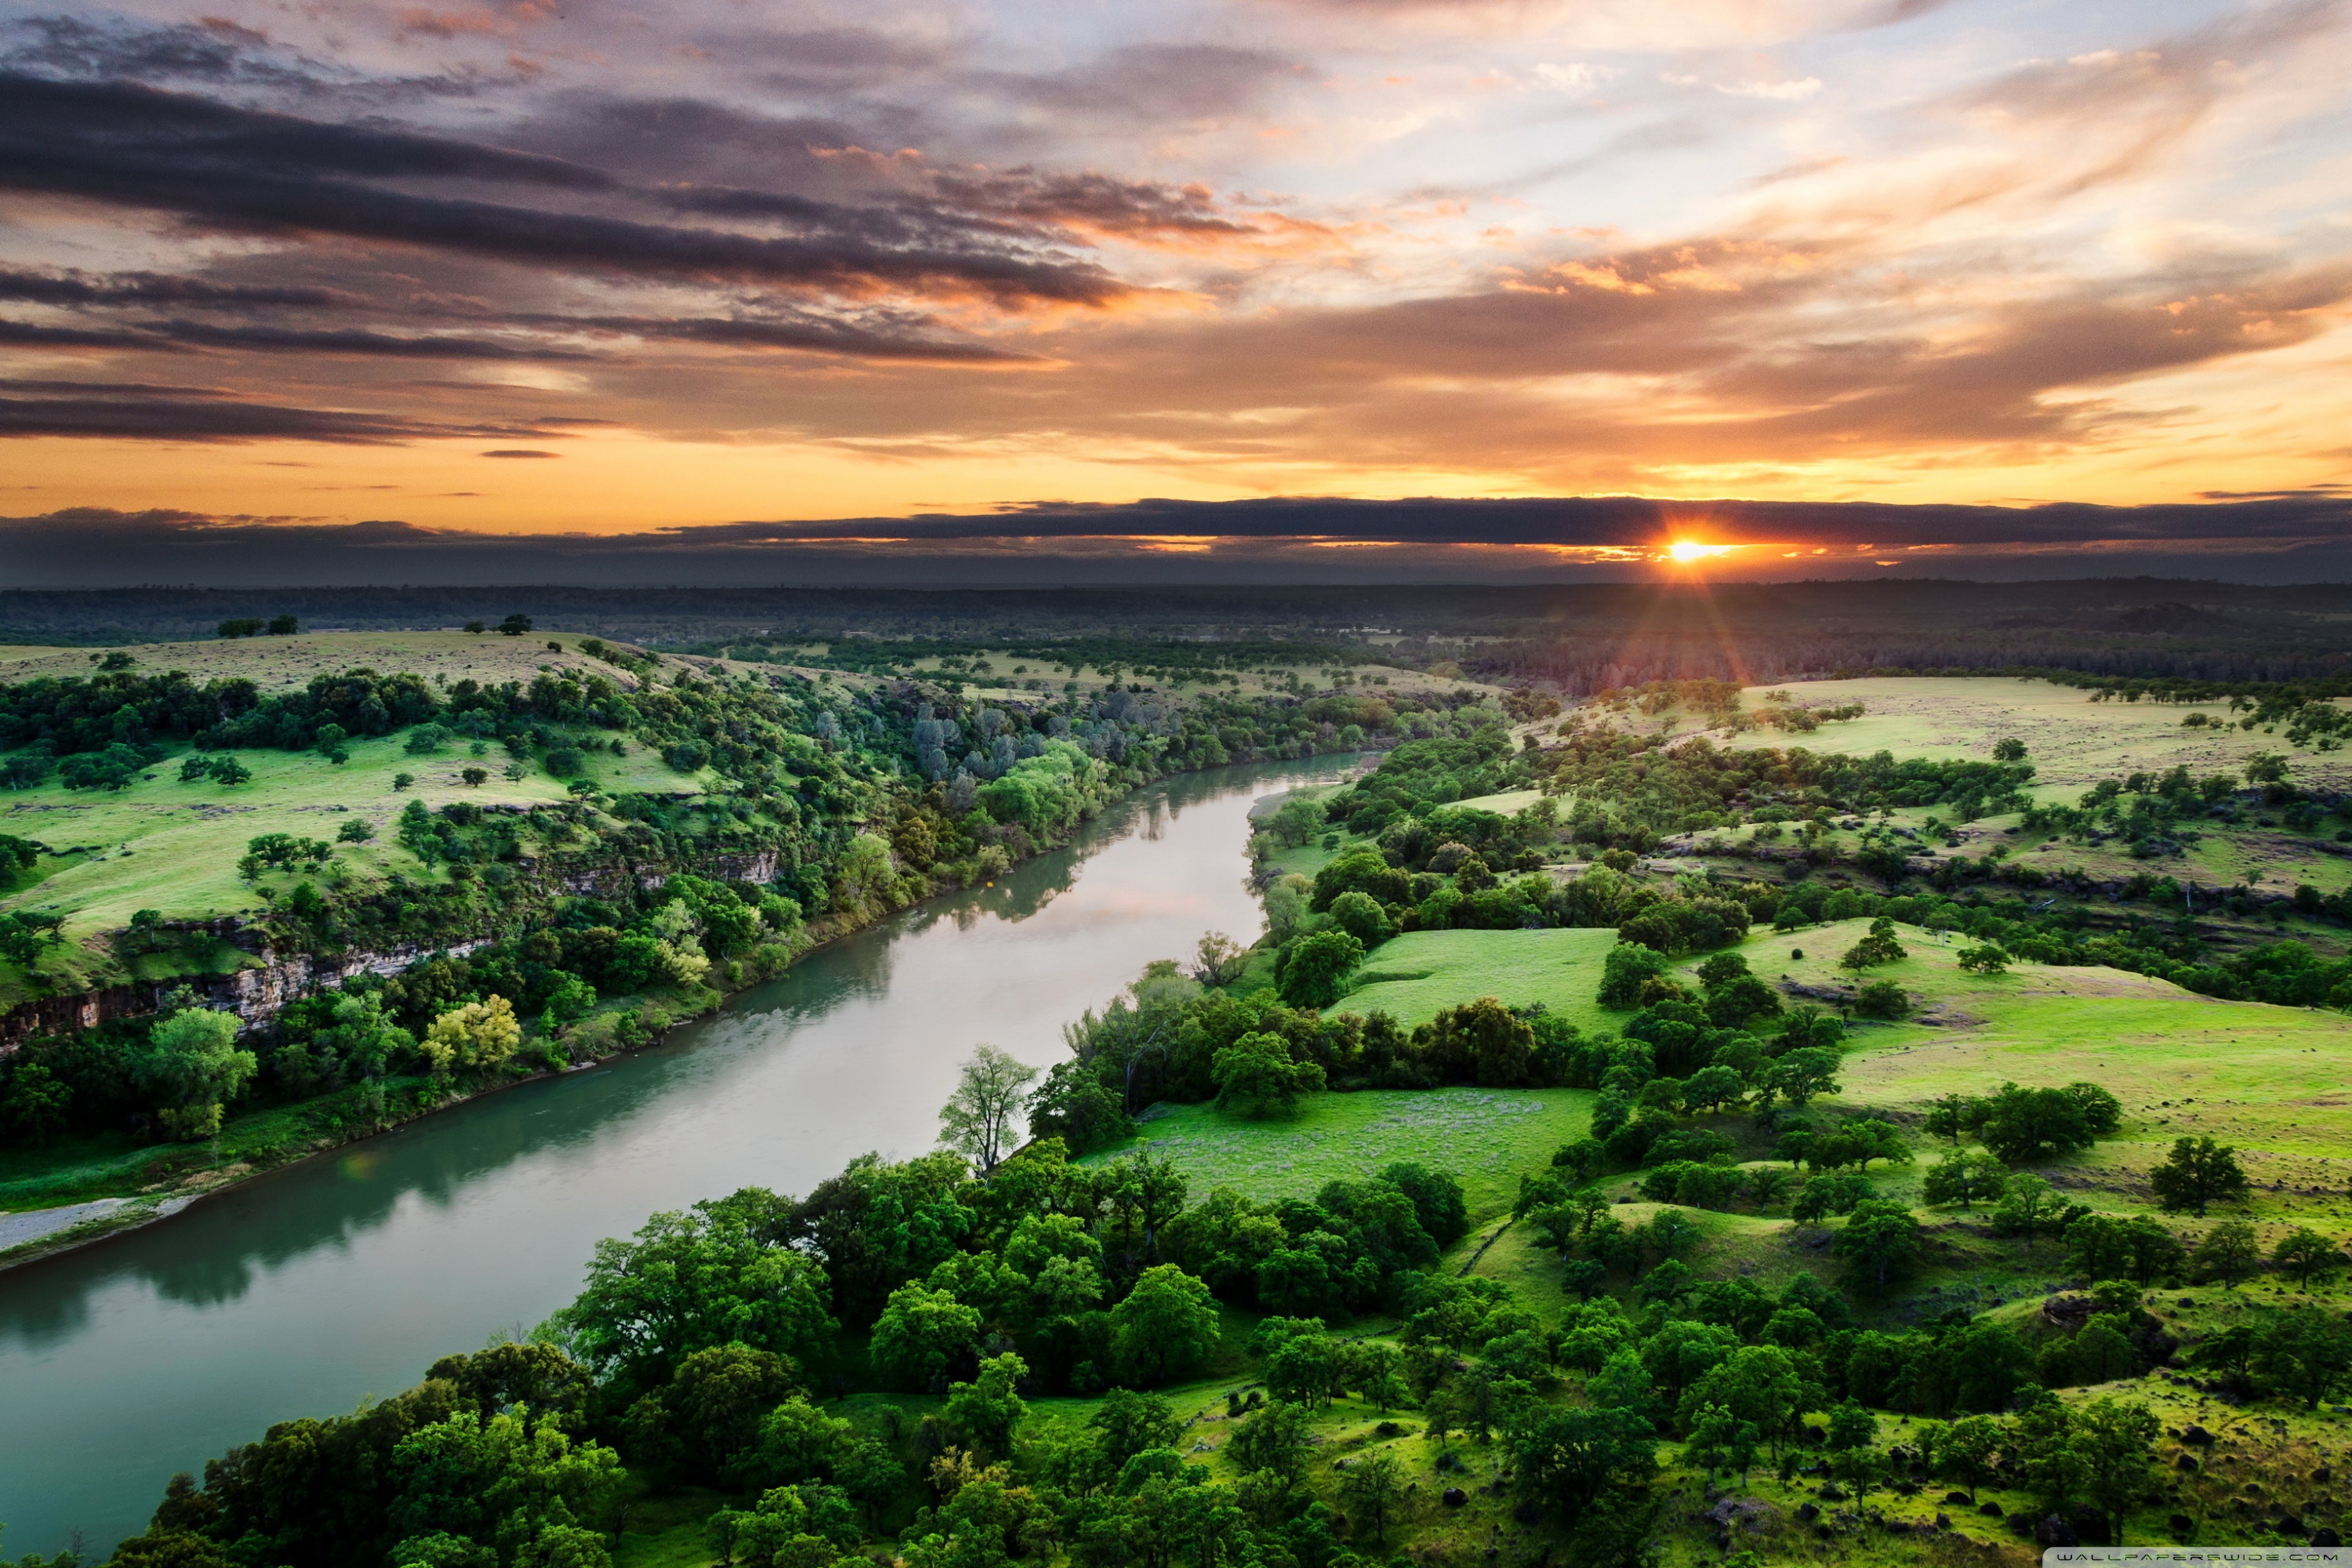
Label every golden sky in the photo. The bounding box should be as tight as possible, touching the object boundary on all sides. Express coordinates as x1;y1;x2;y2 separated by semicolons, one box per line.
3;0;2350;575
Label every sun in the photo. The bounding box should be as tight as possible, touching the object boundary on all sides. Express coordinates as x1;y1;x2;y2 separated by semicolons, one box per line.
1665;539;1733;564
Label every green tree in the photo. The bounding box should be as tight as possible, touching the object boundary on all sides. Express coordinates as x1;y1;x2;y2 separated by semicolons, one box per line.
1936;1414;2004;1503
387;1406;621;1566
1111;1265;1219;1385
1922;1092;1980;1145
2074;1397;2161;1544
1210;1033;1325;1118
140;1007;258;1141
937;1045;1040;1175
1276;929;1363;1009
2274;1227;2343;1286
869;1284;982;1393
1921;1150;2009;1210
943;1352;1029;1458
420;997;521;1076
1225;1400;1316;1481
1831;1200;1922;1294
1978;1081;2100;1164
2190;1218;2261;1287
1597;943;1671;1009
1338;1446;1405;1543
1324;891;1391;948
560;1197;837;1387
1508;1406;1660;1526
1679;1345;1802;1457
2149;1136;2248;1216
2253;1306;2352;1408
1765;1047;1842;1108
1839;918;1907;969
1955;944;2009;975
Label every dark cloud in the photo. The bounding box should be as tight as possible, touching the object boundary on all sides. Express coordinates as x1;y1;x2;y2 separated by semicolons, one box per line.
0;266;354;308
480;448;558;457
3;496;2350;587
0;382;584;443
0;13;474;100
0;76;1132;307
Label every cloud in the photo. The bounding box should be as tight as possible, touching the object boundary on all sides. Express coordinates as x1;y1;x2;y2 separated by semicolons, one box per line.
0;76;1135;308
0;380;586;443
3;495;2350;588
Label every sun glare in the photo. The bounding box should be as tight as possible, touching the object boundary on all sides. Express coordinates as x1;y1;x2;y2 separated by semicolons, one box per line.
1665;539;1733;564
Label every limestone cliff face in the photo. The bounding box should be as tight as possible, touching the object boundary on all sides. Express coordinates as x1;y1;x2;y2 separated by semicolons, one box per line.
0;846;789;1052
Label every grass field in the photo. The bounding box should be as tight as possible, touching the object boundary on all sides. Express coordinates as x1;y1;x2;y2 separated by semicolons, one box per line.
1090;1086;1592;1223
1338;927;1621;1030
1450;788;1542;816
0;630;669;695
1702;916;2352;1218
1;728;713;943
1729;676;2352;792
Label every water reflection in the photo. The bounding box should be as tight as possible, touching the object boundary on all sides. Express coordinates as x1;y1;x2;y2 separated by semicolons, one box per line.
0;758;1347;1555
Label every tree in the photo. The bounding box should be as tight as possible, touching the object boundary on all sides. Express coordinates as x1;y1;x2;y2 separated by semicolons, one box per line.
2149;1136;2248;1216
554;1209;814;1383
1597;943;1671;1009
2074;1397;2161;1544
1993;738;2028;762
1682;1403;1761;1483
937;1045;1040;1175
1831;1200;1921;1293
1955;944;2009;975
1276;929;1363;1009
1978;1081;2100;1164
1338;1446;1405;1543
1989;1172;2065;1243
2274;1227;2343;1286
1112;1265;1219;1385
943;1352;1029;1458
1324;890;1391;948
420;996;521;1075
460;767;488;786
1839;918;1907;970
140;1007;258;1141
2190;1218;2261;1287
1679;1345;1802;1457
1922;1092;1980;1145
499;614;534;637
1937;1415;2004;1503
869;1284;982;1393
387;1406;619;1562
1191;931;1248;986
336;818;376;844
1226;1400;1316;1481
2253;1306;2352;1408
1765;1047;1841;1108
1508;1405;1659;1526
1210;1033;1325;1118
1921;1150;2009;1210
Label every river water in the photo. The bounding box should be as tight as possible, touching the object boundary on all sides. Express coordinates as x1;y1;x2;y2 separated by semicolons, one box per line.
0;758;1348;1556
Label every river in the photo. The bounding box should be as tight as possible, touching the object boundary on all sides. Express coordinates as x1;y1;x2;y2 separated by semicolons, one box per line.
0;757;1350;1557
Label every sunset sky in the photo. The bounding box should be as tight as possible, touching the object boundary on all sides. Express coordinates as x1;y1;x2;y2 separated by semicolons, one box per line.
3;0;2350;582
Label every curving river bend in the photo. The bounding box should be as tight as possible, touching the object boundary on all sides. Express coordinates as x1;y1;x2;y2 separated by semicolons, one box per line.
0;757;1351;1557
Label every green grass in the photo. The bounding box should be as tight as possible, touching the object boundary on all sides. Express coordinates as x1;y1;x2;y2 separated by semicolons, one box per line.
1714;916;2352;1221
1451;788;1542;816
1729;675;2352;792
1089;1087;1592;1224
1338;927;1621;1030
0;729;706;942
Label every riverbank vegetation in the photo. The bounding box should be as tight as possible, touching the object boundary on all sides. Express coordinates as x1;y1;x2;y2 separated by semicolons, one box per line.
0;633;1468;1231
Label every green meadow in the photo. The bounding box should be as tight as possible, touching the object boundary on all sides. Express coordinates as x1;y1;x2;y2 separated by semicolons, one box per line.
1338;927;1621;1030
1091;1086;1593;1224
